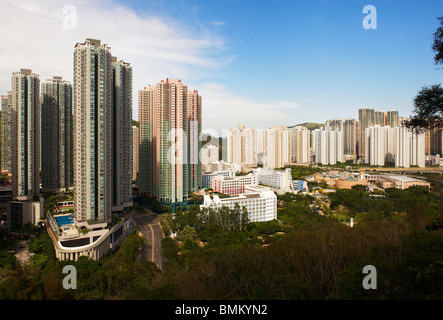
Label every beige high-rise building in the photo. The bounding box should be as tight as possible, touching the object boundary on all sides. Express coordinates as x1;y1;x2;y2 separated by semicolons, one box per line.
227;124;257;167
386;110;399;127
263;124;290;169
325;119;343;131
343;118;358;156
358;108;375;160
11;69;41;200
424;120;443;156
73;39;113;223
289;126;310;163
41;76;73;192
138;79;202;211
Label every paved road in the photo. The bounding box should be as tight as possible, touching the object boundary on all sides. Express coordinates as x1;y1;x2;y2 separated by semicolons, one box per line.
134;210;164;271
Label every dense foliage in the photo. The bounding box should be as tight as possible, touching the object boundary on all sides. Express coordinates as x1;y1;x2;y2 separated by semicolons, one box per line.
1;174;443;299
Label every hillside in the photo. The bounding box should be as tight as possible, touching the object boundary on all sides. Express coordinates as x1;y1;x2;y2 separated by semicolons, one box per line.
290;122;325;130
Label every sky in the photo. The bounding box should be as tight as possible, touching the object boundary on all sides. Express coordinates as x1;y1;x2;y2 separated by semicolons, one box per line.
0;0;442;136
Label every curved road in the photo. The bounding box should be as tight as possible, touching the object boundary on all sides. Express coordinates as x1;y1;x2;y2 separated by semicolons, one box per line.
134;210;164;271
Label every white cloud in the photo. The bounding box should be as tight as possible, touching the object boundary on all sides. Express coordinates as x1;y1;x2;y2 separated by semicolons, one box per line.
199;82;301;134
0;0;300;131
210;20;225;26
0;0;228;119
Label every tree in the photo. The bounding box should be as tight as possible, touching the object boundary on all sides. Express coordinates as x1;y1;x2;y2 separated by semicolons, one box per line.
404;16;443;132
179;225;197;242
432;16;443;66
404;84;443;133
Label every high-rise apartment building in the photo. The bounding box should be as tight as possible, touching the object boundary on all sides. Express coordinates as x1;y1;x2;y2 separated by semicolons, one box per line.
111;58;133;211
312;128;344;165
395;127;425;168
138;79;202;210
263;125;291;169
263;125;282;169
325;119;343;131
343;118;358;156
365;125;395;166
11;69;41;200
386;110;399;127
41;76;73;192
132;125;139;181
1;91;12;172
201;144;219;165
138;86;154;195
73;39;113;223
358;108;399;161
187;89;202;192
424;119;443;156
289;126;310;163
358;108;375;160
227;124;257;167
364;124;425;168
374;110;385;126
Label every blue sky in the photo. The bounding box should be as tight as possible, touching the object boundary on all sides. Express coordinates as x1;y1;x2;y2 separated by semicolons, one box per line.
117;0;443;128
1;0;442;134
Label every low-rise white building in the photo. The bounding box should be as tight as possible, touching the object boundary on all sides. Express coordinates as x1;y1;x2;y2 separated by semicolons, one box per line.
252;167;293;191
201;185;277;223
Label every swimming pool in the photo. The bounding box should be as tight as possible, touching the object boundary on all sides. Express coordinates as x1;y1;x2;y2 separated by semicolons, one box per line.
54;215;74;227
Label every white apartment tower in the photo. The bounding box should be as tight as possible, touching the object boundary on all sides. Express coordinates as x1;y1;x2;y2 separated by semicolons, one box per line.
313;128;344;165
73;39;113;223
395;127;425;168
365;125;392;166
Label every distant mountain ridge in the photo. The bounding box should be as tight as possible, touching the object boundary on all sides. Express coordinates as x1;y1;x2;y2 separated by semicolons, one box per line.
289;122;325;130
